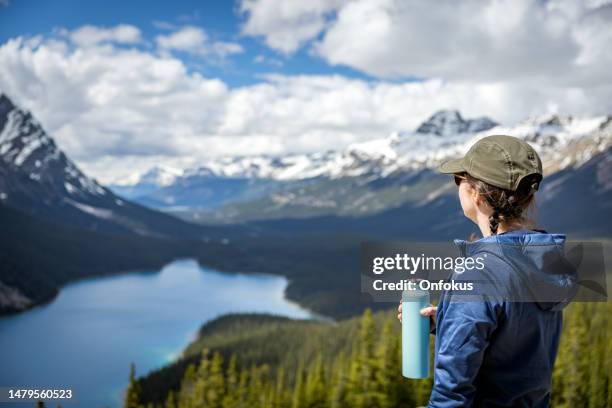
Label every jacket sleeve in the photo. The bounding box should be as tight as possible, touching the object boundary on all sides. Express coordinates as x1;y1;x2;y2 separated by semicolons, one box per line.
427;296;501;407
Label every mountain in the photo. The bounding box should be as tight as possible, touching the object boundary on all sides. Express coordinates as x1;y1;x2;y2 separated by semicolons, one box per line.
0;92;375;320
115;110;498;190
0;93;254;316
0;201;192;315
110;111;500;215
538;144;612;237
126;174;288;210
110;164;184;200
0;93;210;238
3;91;610;321
244;144;612;242
415;110;498;135
117;109;611;225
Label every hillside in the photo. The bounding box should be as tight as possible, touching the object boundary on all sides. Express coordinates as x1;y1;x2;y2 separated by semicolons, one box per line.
0;93;251;315
245;146;612;240
131;302;612;408
0;202;196;315
0;93;219;239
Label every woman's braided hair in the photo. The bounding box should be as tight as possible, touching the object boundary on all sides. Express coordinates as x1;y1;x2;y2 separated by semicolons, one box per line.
462;172;542;236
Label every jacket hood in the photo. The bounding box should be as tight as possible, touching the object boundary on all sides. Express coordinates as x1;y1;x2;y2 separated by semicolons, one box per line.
453;229;579;310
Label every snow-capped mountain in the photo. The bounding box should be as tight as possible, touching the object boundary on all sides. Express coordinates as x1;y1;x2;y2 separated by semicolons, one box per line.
114;164;184;187
124;110;610;186
0;93;108;201
118;109;612;221
110;164;185;200
415;110;498;135
140;164;184;186
0;93;254;316
116;110;499;188
0;93;208;237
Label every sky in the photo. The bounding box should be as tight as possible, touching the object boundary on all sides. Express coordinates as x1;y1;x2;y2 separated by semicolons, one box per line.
1;0;611;183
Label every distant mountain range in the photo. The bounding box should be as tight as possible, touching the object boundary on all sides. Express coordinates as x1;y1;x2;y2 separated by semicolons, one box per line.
1;91;610;320
0;92;375;320
110;107;612;225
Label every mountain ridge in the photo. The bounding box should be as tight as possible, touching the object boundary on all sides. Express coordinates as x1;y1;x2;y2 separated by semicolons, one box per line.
116;109;607;191
0;93;251;316
120;110;611;224
0;92;220;238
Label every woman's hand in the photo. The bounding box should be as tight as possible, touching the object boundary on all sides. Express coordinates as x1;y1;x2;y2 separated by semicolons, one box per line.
397;301;437;332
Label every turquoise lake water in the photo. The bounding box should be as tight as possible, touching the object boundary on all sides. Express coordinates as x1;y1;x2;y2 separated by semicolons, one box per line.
0;259;312;408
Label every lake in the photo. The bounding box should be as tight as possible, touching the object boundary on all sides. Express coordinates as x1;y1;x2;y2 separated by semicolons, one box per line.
0;259;314;408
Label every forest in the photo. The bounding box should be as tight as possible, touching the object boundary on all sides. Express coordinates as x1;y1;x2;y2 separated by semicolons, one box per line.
123;301;612;408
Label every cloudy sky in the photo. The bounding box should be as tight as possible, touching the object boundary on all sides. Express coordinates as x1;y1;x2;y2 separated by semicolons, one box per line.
1;0;611;183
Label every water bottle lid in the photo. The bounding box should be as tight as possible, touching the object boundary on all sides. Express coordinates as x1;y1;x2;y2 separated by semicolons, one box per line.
402;288;429;302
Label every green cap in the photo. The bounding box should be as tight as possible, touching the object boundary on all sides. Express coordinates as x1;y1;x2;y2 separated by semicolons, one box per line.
438;135;543;191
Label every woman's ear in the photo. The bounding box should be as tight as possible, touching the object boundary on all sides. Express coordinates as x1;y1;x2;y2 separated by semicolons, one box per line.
470;187;485;210
468;184;480;204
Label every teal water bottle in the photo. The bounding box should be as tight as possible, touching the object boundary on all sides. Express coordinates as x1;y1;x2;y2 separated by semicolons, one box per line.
402;289;430;379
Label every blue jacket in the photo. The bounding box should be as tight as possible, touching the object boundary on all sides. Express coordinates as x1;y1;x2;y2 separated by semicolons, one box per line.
428;229;577;408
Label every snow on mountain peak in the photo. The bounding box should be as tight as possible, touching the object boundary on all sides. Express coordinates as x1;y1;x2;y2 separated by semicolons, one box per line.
139;165;184;186
120;109;610;193
416;110;498;136
347;132;400;161
0;93;108;201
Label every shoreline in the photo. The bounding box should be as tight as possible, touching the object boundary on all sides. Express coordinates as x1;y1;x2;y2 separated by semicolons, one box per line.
0;258;323;408
0;257;335;324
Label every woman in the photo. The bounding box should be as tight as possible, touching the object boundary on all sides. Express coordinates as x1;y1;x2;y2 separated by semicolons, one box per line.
398;135;577;407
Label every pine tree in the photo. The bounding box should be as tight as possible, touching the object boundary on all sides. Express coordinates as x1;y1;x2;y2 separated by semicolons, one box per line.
561;303;589;406
235;366;249;408
205;352;226;408
164;390;176;408
274;366;288;407
304;353;326;407
177;349;212;408
291;359;306;408
587;303;606;408
252;364;271;407
328;351;348;408
263;378;277;408
124;363;142;408
346;309;377;408
178;363;197;408
373;318;399;408
222;355;239;408
191;349;211;407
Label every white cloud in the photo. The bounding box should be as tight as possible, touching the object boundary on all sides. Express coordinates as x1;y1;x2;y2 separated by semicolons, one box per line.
68;24;142;47
313;0;612;84
156;26;206;52
0;24;611;183
156;26;243;58
217;74;608;144
240;0;612;90
239;0;345;54
0;35;228;180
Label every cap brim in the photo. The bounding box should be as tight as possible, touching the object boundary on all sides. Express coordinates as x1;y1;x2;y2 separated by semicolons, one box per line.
437;158;465;174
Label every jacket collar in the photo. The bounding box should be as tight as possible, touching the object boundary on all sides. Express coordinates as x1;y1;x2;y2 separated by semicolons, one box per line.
453;229;567;256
